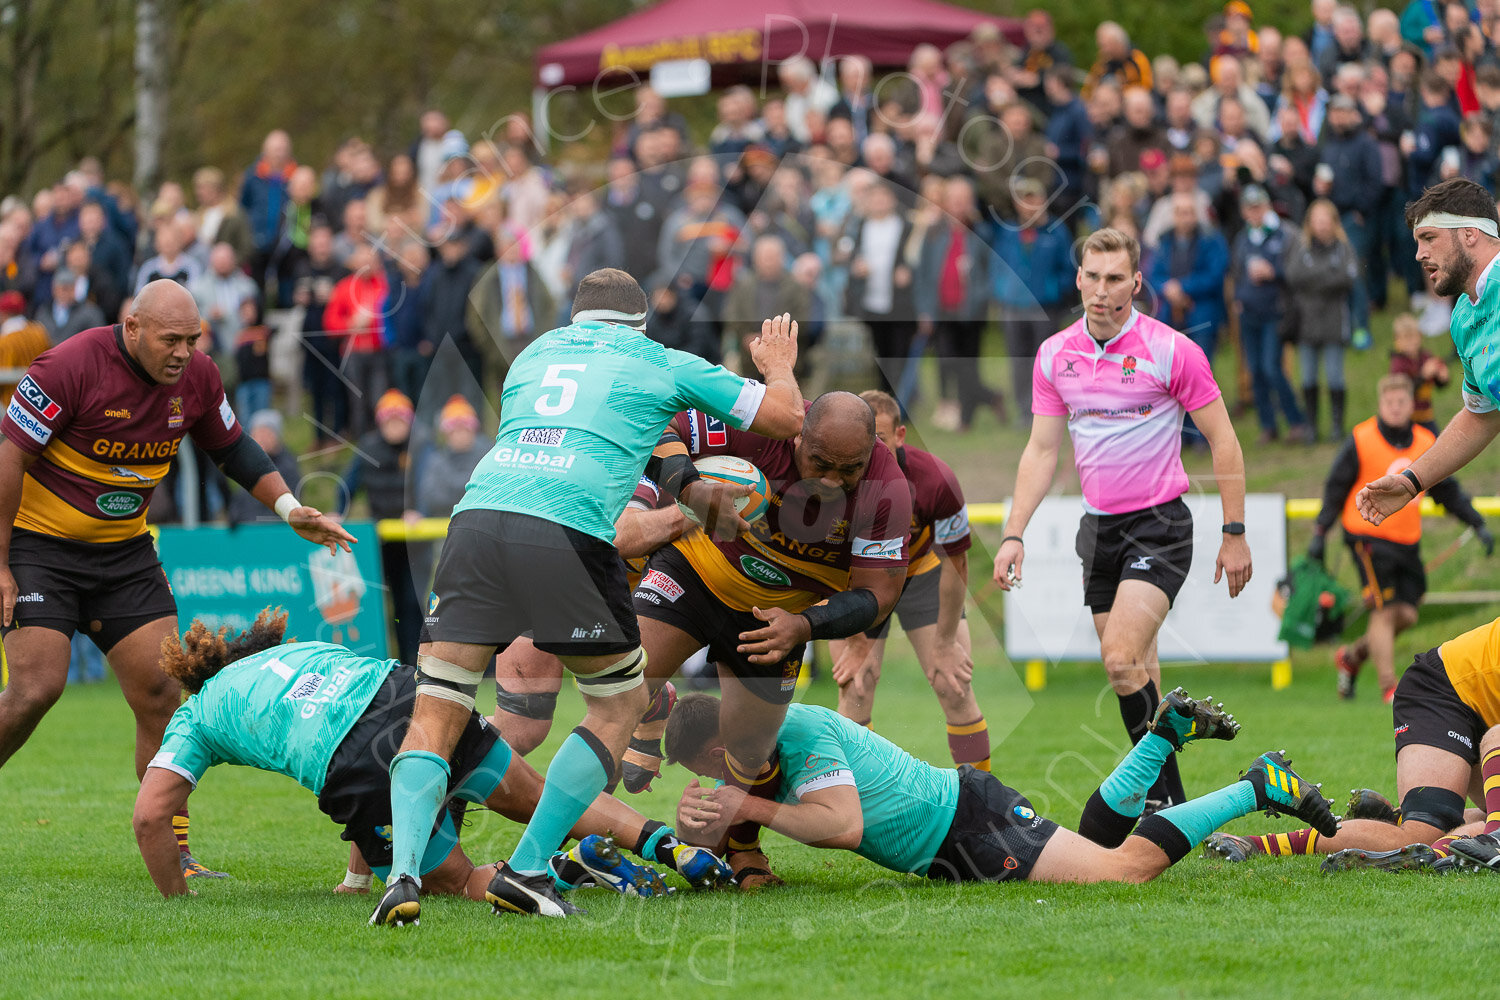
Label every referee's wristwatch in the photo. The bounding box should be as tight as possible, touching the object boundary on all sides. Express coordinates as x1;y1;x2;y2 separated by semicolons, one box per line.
1221;521;1246;535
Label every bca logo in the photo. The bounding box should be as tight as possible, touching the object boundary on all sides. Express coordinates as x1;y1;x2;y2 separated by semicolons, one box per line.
17;376;60;419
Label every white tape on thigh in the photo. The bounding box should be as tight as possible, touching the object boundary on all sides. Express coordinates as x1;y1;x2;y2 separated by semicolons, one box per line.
416;654;482;684
416;653;481;710
574;648;646;697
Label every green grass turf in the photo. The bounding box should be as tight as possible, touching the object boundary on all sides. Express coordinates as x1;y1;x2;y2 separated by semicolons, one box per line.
6;300;1500;996
2;645;1495;1000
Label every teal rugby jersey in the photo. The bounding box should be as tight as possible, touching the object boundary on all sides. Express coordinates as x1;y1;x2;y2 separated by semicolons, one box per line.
775;704;959;875
148;643;394;794
1451;254;1500;413
454;320;765;542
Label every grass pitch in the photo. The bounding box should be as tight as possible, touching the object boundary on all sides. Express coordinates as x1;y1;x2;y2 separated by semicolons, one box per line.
3;647;1494;1000
7;301;1499;997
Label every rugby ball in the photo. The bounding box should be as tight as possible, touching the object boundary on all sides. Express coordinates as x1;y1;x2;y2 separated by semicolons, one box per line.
677;455;771;524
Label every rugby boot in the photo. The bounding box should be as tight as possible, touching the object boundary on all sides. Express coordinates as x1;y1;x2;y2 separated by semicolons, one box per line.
180;853;229;878
549;836;669;897
368;874;420;927
1240;750;1340;837
1320;843;1439;873
487;861;583;917
1334;646;1360;700
666;841;734;890
1344;788;1399;824
1148;687;1240;751
1201;832;1257;862
1447;832;1500;872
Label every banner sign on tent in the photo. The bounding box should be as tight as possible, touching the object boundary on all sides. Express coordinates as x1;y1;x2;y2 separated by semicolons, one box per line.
156;521;387;658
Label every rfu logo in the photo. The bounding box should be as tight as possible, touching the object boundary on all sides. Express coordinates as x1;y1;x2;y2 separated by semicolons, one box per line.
1059;359;1081;378
1121;355;1137;383
571;623;607;639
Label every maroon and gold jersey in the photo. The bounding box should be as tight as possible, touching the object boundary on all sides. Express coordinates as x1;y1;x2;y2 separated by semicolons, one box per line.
1;325;241;543
668;408;911;613
895;444;971;578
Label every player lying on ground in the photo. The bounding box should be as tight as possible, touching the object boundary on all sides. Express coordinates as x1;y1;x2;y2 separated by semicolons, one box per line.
665;688;1339;884
132;609;731;916
1204;616;1500;870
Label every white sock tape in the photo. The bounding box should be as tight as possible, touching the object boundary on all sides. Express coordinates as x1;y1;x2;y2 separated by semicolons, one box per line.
342;870;373;890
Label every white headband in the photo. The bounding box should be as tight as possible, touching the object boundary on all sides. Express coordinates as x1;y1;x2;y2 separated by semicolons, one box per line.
1414;211;1500;239
572;308;648;330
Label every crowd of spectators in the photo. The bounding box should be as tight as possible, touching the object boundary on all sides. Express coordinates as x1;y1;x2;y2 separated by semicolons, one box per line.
4;1;1498;658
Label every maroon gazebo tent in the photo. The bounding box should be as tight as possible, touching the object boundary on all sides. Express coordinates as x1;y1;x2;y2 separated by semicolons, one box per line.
534;0;1022;88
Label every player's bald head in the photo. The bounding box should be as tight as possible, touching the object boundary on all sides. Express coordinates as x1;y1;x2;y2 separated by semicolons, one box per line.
804;391;876;448
133;279;201;329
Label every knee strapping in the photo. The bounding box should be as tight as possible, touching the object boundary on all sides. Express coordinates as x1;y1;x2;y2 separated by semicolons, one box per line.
575;648;646;697
1399;785;1466;832
494;680;559;721
416;653;481;711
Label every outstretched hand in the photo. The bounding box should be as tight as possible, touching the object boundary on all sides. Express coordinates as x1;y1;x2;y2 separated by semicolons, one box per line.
288;506;357;554
1355;475;1418;526
747;312;799;377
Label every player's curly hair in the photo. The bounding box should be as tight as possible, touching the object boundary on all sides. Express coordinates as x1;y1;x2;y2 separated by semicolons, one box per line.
160;606;289;694
663;692;723;765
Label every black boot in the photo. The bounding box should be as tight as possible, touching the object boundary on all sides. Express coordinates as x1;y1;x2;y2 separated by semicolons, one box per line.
1330;389;1347;440
1302;387;1320;442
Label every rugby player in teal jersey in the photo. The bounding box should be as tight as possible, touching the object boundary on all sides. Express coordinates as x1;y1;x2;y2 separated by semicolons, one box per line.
664;690;1340;884
133;610;730;914
1362;179;1500;524
376;269;805;925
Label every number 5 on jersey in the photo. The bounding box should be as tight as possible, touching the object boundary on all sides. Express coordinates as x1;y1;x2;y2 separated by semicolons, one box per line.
535;364;587;416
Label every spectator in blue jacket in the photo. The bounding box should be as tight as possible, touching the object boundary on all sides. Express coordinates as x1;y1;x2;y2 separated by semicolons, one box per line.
1042;69;1093;219
1314;94;1383;346
1151;191;1229;359
1407;70;1463;191
986;178;1074;423
1231;186;1309;443
239;130;295;298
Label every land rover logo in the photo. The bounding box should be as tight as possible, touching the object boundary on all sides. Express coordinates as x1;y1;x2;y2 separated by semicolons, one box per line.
96;490;144;517
739;555;790;587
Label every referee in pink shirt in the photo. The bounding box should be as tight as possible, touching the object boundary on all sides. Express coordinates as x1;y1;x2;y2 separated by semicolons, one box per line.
993;228;1252;834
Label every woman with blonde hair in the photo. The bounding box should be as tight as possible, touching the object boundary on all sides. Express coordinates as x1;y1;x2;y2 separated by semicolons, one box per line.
1284;198;1357;440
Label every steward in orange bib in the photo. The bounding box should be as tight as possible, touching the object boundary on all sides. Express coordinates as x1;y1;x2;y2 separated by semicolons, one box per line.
1307;375;1491;702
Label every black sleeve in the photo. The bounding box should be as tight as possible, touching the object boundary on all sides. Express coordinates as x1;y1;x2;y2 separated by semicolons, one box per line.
205;433;279;494
1427;475;1487;530
1315;437;1360;535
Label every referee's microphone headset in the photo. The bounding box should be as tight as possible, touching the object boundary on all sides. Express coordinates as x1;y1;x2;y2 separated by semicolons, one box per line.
1113;279;1142;310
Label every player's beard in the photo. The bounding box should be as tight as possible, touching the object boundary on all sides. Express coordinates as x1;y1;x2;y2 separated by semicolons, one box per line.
1433;239;1476;297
